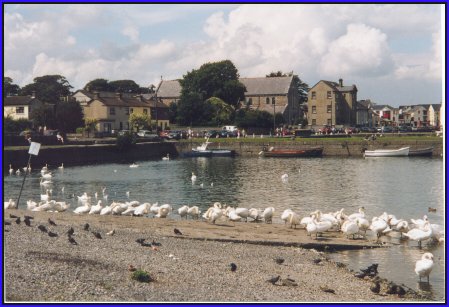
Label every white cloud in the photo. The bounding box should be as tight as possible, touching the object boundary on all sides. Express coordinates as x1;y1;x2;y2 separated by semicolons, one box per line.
122;26;139;43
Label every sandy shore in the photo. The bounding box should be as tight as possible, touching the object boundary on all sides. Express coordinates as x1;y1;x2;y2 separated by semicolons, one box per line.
4;209;428;302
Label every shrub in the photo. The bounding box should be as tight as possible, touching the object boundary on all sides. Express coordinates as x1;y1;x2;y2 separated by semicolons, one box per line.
76;127;85;134
116;133;136;151
131;270;153;283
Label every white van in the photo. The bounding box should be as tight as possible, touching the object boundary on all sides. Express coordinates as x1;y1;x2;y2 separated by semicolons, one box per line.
222;125;238;132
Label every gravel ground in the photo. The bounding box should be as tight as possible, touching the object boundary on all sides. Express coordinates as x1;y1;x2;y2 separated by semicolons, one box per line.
4;209;428;302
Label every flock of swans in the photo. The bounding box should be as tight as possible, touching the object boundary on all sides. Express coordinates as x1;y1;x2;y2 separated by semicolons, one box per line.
5;163;441;284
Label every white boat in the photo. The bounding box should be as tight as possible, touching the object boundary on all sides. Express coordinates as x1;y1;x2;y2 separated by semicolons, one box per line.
364;147;410;157
183;138;235;158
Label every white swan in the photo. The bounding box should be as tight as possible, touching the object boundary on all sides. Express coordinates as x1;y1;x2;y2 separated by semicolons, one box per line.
348;207;365;221
191;172;197;183
415;253;434;282
262;207;275;224
15;168;21;175
235;208;249;222
77;192;91;204
287;211;301;229
32;200;55;212
133;203;150;216
369;217;391;240
281;173;288;182
41;164;48;172
341;220;360;239
42;172;52;179
156;205;171;218
281;209;293;224
355;217;370;237
208;207;223;224
162;154;170;161
249;208;262;221
9;164;14;175
53;201;70;212
100;203;114;215
58;163;64;169
40;189;50;202
178;205;189;218
112;202;128;215
40;178;52;186
4;199;17;209
121;205;136;216
306;215;332;239
129;163;139;168
74;202;91;214
410;215;429;228
395;220;409;238
89;200;103;214
228;209;242;222
403;221;433;248
27;200;38;210
187;206;200;219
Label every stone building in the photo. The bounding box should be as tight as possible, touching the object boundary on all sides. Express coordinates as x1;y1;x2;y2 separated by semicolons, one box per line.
3;94;44;120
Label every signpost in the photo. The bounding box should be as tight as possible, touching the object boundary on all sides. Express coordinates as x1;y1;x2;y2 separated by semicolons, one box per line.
16;142;41;207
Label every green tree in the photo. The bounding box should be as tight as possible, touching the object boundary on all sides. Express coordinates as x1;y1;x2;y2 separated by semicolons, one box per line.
84;118;98;137
206;97;234;126
3;77;20;97
83;78;112;92
4;117;32;132
55;100;84;133
176;92;205;126
30;104;56;128
129;113;151;131
235;109;274;128
20;75;73;104
108;80;140;93
168;102;178;124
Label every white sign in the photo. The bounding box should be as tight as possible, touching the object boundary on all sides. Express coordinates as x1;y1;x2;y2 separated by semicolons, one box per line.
28;142;41;156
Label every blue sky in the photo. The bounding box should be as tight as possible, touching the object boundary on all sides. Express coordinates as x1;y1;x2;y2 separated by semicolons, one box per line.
4;4;443;106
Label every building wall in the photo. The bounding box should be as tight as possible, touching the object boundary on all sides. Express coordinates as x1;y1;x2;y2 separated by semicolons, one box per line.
4;105;30;120
428;105;440;127
307;82;335;126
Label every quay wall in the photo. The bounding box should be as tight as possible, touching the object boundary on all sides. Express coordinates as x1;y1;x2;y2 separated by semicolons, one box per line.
4;139;443;169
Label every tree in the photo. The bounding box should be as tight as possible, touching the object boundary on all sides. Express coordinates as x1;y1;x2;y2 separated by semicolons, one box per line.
4;117;32;132
30;104;56;128
129;113;151;131
3;77;20;97
84;118;98;137
108;80;140;93
20;75;73;104
206;97;234;126
168;102;178;125
266;71;309;104
235;109;274;128
176;92;205;126
55;100;84;133
83;78;112;92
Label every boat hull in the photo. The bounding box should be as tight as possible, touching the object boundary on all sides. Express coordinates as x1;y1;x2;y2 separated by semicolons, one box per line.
408;147;434;157
182;150;213;158
260;147;323;158
364;147;410;157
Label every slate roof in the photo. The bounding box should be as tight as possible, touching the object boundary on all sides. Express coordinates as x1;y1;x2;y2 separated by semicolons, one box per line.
312;80;357;92
240;76;293;96
74;91;167;108
157;80;182;98
4;96;41;106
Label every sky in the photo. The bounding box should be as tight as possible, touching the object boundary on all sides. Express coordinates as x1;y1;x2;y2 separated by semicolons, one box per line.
3;3;444;107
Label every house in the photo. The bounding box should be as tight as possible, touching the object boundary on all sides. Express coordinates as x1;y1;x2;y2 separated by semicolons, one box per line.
156;76;302;124
356;100;374;127
427;104;441;127
3;94;44;120
410;105;428;127
371;104;395;127
72;90;169;133
306;79;358;127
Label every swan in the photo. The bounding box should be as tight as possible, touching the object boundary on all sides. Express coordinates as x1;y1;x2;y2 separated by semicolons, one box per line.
341;220;360;239
89;200;103;214
121;205;136;216
41;164;48;172
27;200;38;210
369;217;391;240
77;192;91;204
280;209;293;224
281;173;288;182
126;191;130;199
227;209;242;222
155;205;171;218
410;215;429;228
162;154;170;161
177;205;189;219
100;203;115;215
209;207;223;224
112;202;128;215
403;222;433;248
15;168;21;175
40;178;52;186
249;208;262;221
129;163;139;168
149;202;160;215
41;189;50;202
42;172;52;179
415;253;434;282
355;217;370;237
32;200;55;212
4;199;17;209
395;220;409;238
306;215;332;238
134;203;150;216
191;172;197;183
9;164;14;175
262;207;275;224
74;202;91;214
287;211;301;229
187;206;200;219
348;207;365;221
58;163;64;169
53;201;70;212
235;207;249;222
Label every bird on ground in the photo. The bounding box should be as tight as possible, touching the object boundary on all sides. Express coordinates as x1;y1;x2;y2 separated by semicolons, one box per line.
48;231;58;237
24;218;31;227
24;215;34;220
275;257;285;265
230;263;237;272
106;229;115;236
4;199;17;209
83;223;90;231
48;218;57;226
281;209;293;224
187;206;200;220
92;231;102;239
162;154;170;161
9;164;14;175
281;173;288;182
267;275;281;285
370;281;381;294
319;285;335;293
67;227;74;236
174;228;183;235
415;253;434;283
403;221;433;248
15;169;21;175
4;221;11;226
89;200;103;215
38;225;48;233
262;207;275;224
68;236;78;245
281;278;298;287
15;217;21;225
10;214;18;219
58;163;64;169
178;205;189;219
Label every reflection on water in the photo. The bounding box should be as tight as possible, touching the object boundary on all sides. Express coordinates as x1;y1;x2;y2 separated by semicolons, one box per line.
4;156;445;300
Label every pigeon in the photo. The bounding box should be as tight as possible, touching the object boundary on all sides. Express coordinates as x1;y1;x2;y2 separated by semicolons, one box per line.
92;231;102;239
68;236;78;245
15;217;21;225
4;221;11;226
174;228;183;235
230;263;237;272
320;286;335;294
48;218;57;226
267;275;281;285
275;257;285;265
281;278;298;287
313;258;322;264
141;242;153;247
48;231;58;237
10;214;19;219
370;282;381;294
136;238;146;245
106;229;115;236
67;227;75;236
83;223;90;231
151;240;162;246
38;225;48;233
24;215;34;220
24;218;31;227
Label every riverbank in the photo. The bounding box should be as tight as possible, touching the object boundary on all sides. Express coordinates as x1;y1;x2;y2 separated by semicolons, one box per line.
3;136;443;170
4;209;432;302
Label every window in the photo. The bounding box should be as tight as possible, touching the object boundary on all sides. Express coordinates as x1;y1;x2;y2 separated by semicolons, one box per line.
16;107;24;114
125;107;129;115
266;97;270;104
327;105;332;113
109;107;115;115
327;91;332;99
312;106;316;114
327;119;332;126
143;109;148;114
272;97;275;105
311;91;316;99
130;108;134;114
104;123;112;132
247;98;252;105
312;119;316;125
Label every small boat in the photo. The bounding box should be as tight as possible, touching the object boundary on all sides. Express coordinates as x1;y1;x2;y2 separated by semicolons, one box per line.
409;147;434;157
259;146;323;158
183;139;234;158
364;147;410;157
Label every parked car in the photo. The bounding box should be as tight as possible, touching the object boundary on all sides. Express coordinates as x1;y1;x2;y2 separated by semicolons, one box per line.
19;130;40;138
205;130;220;138
159;130;170;140
118;130;131;136
168;130;182;140
137;130;161;141
398;126;412;132
43;129;59;136
359;126;376;133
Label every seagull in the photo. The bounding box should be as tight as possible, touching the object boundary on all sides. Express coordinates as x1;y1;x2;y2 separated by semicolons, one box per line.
162;154;170;161
106;229;115;236
230;263;237;272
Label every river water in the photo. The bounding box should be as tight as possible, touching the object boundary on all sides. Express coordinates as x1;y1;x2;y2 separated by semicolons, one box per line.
4;156;445;300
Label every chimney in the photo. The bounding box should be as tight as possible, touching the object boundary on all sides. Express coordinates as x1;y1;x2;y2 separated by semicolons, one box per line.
93;92;99;99
31;91;36;98
115;92;122;99
339;78;343;87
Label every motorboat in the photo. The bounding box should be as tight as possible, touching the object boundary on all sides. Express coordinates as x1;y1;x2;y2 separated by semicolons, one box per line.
183;139;235;158
364;147;410;157
259;146;323;158
408;147;434;157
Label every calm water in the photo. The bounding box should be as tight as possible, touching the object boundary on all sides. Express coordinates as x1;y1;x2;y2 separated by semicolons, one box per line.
4;156;445;300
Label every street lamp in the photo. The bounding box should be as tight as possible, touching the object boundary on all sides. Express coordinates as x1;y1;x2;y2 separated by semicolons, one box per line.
273;99;276;137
